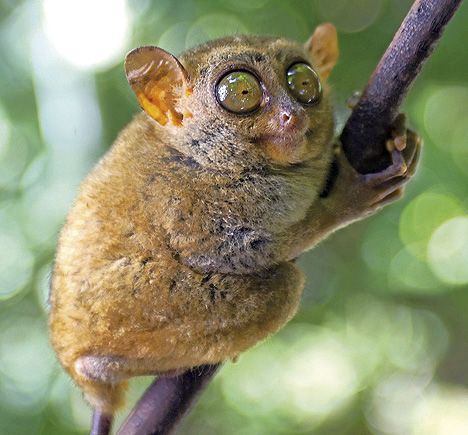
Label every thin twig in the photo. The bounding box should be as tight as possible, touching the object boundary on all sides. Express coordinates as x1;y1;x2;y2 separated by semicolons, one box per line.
114;0;463;433
341;0;463;173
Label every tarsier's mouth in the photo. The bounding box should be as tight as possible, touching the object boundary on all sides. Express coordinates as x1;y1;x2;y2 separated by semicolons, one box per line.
254;128;313;164
255;128;312;150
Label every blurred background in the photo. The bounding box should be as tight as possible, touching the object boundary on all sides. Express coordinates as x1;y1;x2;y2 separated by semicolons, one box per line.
0;0;467;434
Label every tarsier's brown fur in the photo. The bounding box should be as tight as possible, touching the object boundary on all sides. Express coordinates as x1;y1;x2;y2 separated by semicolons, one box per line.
49;24;420;416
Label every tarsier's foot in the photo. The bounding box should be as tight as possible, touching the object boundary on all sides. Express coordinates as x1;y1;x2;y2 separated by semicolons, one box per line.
75;355;188;384
327;114;422;223
75;355;128;384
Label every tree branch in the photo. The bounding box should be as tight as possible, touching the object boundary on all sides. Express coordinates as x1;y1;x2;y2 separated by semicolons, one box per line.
341;0;463;173
114;0;463;434
117;364;220;435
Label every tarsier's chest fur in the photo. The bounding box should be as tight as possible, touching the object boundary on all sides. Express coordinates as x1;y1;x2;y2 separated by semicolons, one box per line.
49;25;420;420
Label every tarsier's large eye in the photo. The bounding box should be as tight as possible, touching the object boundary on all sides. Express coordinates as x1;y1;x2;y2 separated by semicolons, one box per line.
286;63;322;105
216;71;263;113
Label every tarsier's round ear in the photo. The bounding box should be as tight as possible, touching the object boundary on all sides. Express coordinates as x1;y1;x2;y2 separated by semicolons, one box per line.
305;23;339;81
125;46;191;126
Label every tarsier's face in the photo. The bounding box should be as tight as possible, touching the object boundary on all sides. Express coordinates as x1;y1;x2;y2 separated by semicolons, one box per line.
125;26;338;168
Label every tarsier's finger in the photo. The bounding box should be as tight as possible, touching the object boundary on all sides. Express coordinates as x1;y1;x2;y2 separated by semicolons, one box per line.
386;114;407;152
362;149;406;185
400;128;419;163
373;187;405;208
394;134;407;152
392;114;406;138
371;137;421;198
406;135;422;176
375;174;410;197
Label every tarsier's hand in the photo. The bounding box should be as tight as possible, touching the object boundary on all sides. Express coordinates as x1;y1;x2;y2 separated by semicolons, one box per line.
324;114;422;225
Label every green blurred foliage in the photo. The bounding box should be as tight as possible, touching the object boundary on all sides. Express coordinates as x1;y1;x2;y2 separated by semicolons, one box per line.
0;0;467;434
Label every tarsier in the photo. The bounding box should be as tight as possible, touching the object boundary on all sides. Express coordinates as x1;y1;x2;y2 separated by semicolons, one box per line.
49;23;421;427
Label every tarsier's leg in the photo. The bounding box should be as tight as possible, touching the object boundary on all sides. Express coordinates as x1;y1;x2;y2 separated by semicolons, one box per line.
286;115;422;259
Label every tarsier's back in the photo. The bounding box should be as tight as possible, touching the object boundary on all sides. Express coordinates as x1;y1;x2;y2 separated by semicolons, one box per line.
49;24;420;425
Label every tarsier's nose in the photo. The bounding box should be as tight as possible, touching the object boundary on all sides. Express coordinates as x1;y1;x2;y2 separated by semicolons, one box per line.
280;111;292;126
279;110;307;132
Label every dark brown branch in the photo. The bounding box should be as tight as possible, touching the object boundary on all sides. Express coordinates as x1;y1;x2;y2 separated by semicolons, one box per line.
341;0;463;173
117;364;220;435
114;1;463;434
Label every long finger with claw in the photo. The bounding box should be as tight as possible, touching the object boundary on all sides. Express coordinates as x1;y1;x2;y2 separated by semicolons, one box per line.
362;150;407;185
407;138;422;176
371;187;405;208
386;114;407;152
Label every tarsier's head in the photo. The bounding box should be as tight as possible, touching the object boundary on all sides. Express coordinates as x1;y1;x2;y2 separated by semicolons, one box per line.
125;24;339;169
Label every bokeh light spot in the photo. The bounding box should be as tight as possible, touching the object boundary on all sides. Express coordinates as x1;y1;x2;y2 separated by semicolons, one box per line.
399;192;464;260
36;263;53;313
0;126;30;189
283;330;358;418
48;372;90;431
388;246;441;293
450;121;468;177
423;85;468;151
367;374;431;434
0;315;55;411
225;0;272;11
0;206;34;299
361;215;401;273
413;384;468;435
20;181;76;246
427;216;468;285
0;104;12;158
221;340;287;416
186;14;248;49
221;325;360;425
315;0;383;33
158;22;191;55
42;0;131;70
